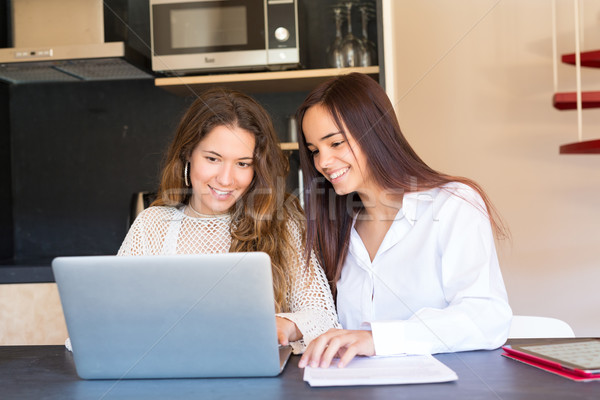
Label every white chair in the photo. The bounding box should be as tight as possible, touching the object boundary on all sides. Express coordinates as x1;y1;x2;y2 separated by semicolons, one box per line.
508;315;575;339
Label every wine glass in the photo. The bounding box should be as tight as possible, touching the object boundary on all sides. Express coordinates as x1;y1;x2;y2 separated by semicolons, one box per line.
326;7;344;68
359;4;377;66
339;2;366;68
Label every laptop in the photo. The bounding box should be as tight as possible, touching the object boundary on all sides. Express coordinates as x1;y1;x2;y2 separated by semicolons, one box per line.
52;253;293;380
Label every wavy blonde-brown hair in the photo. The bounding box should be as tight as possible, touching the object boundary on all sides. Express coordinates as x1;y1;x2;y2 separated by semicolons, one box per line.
152;87;303;312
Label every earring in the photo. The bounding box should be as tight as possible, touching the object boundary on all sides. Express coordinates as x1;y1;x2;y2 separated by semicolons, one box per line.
184;161;190;187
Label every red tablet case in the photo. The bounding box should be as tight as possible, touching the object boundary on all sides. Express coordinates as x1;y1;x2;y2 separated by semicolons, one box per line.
502;345;600;382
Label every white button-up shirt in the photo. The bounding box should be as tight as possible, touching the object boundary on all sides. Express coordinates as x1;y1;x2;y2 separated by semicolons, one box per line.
336;182;512;355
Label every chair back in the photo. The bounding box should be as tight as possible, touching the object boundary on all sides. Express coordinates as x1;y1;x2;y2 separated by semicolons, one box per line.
508;315;575;338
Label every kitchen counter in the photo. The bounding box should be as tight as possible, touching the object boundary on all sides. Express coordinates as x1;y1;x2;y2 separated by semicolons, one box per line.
0;262;54;283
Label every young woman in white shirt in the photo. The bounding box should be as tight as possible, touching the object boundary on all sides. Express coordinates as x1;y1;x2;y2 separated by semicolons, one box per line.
119;88;340;353
296;73;512;368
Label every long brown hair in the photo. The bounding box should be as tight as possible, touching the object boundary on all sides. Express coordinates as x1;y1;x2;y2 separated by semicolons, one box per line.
296;73;507;297
153;87;303;312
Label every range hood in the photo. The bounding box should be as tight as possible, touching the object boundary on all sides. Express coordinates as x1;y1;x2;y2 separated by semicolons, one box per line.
0;0;152;83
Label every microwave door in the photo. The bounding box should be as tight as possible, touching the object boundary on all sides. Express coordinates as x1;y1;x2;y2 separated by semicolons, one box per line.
150;0;268;73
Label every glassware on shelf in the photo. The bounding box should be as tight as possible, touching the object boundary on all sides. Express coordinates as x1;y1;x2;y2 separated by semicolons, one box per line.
359;4;377;66
287;115;298;142
339;1;366;68
326;7;344;68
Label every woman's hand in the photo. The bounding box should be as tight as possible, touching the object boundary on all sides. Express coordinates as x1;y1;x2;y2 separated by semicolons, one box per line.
298;329;375;369
276;316;302;346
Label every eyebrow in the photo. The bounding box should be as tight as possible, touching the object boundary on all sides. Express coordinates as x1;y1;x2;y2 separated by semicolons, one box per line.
305;132;343;147
203;150;253;160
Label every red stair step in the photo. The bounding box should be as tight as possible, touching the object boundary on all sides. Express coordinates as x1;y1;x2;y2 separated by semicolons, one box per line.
559;139;600;154
553;91;600;110
561;50;600;68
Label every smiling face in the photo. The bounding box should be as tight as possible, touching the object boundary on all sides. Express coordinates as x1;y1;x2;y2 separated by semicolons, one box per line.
302;104;371;196
188;125;255;215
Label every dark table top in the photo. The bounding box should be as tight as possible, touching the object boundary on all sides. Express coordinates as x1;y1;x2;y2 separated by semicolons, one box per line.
1;340;599;400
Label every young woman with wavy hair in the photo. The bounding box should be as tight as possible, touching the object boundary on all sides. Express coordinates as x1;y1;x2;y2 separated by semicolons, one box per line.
295;73;512;368
118;87;340;353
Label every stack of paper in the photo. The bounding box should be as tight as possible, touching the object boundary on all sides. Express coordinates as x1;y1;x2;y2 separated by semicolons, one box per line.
303;354;458;387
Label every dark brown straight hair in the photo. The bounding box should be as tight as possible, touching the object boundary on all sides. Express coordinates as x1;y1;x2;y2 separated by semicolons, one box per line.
296;73;507;297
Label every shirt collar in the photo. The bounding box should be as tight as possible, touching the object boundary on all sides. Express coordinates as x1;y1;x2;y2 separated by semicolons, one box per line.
401;189;437;226
350;188;437;228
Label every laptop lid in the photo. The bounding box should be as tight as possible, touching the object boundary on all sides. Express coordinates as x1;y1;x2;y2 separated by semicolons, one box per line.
52;253;290;379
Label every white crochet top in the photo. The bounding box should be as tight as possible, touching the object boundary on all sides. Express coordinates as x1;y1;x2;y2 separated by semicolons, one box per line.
118;206;340;354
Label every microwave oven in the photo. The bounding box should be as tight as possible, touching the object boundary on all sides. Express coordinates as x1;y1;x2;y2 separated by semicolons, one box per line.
150;0;299;74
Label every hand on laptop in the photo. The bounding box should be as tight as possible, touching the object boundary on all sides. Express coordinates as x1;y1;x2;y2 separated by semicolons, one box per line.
298;329;375;369
276;316;302;346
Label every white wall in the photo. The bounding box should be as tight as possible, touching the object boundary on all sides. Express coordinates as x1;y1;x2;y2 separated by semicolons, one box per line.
384;0;600;336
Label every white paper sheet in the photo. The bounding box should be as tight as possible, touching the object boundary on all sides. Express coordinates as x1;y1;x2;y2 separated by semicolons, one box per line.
303;354;458;387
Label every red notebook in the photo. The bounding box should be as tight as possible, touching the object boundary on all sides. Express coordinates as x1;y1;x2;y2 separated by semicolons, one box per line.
502;340;600;382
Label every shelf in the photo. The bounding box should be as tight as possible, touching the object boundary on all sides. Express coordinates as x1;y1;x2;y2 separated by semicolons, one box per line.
561;50;600;68
280;142;299;151
154;66;380;96
553;91;600;110
559;139;600;154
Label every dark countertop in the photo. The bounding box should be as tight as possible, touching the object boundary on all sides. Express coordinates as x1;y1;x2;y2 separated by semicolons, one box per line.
0;261;54;283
